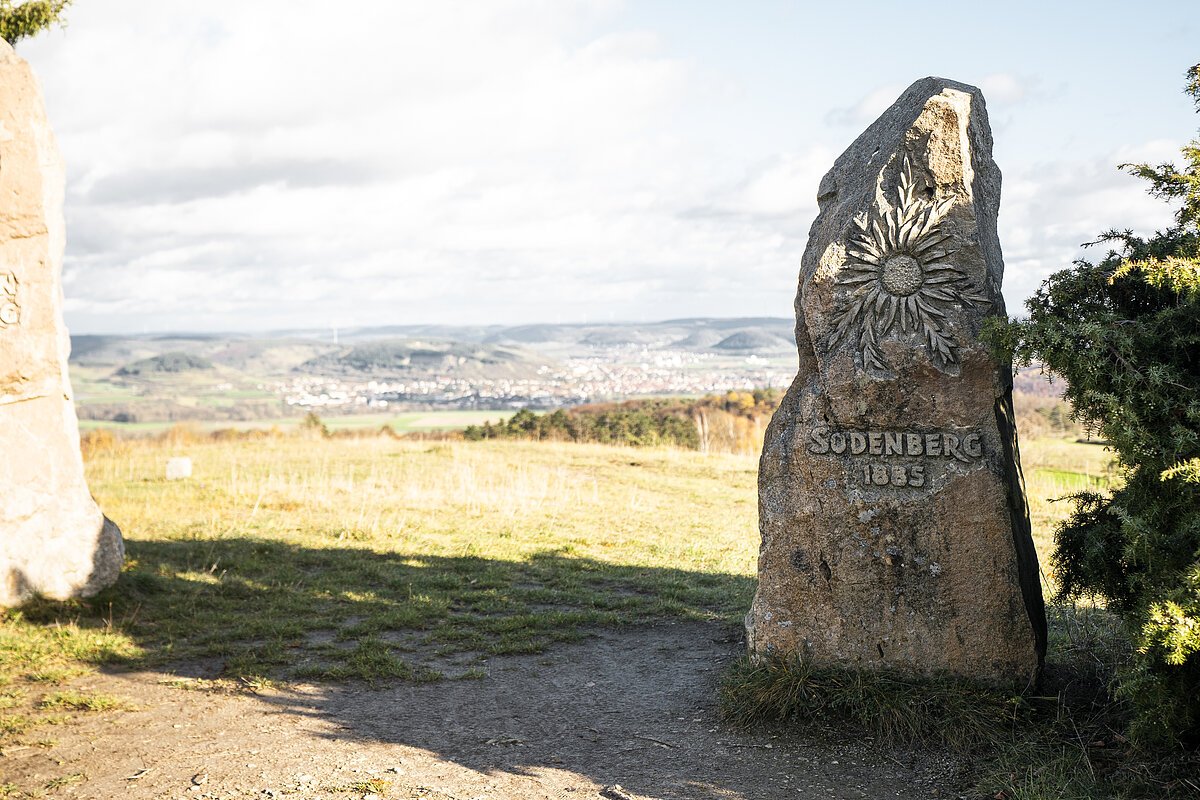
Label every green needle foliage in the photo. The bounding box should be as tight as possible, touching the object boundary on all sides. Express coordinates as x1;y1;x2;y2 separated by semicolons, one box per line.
995;64;1200;748
0;0;70;46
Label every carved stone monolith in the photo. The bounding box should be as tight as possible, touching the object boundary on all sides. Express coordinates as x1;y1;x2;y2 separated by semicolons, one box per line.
0;41;123;606
746;77;1046;685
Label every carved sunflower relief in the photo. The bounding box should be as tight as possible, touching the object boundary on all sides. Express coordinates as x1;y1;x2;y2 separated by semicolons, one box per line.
828;157;989;373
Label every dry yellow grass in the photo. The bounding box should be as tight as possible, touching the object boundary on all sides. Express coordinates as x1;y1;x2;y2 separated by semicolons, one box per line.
85;436;761;577
79;432;1111;611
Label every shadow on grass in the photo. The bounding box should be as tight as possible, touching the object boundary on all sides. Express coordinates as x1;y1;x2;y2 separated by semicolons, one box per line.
10;538;899;799
16;537;755;681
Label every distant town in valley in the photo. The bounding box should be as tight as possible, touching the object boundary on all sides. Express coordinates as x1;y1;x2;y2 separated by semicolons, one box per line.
68;316;1061;428
68;318;801;425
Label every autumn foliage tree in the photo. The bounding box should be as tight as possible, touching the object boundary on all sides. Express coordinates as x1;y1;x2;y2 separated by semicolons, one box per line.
997;64;1200;746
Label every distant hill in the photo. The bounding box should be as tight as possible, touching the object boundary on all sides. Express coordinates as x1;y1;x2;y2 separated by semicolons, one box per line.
68;318;796;356
205;339;339;373
298;340;545;378
341;325;501;343
579;329;658;347
70;317;800;380
116;352;214;376
70;334;128;362
484;324;581;345
670;329;727;349
713;330;792;351
70;334;339;375
656;316;791;329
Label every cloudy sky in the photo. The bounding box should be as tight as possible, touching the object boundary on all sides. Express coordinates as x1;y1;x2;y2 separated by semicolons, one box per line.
20;0;1199;334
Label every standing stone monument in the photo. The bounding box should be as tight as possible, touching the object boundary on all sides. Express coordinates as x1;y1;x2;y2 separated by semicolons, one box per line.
746;77;1046;685
0;41;123;606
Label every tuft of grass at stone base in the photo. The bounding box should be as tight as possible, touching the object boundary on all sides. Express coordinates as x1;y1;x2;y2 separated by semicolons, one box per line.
719;654;1036;754
718;655;1130;797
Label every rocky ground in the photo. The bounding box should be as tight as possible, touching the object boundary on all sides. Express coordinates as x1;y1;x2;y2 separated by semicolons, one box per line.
4;622;968;800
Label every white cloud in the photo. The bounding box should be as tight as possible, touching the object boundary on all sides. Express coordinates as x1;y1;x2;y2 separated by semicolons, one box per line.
978;73;1028;106
1000;139;1181;313
18;3;1194;333
825;84;905;127
828;74;1032;131
29;0;737;330
719;150;834;219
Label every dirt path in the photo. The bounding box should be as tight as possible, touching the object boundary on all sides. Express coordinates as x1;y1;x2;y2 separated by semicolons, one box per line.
5;622;967;799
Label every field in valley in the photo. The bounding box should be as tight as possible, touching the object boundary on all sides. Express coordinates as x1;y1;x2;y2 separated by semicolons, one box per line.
77;409;519;436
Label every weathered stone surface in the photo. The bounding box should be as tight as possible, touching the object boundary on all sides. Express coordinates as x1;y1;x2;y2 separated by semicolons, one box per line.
0;41;123;606
746;77;1046;685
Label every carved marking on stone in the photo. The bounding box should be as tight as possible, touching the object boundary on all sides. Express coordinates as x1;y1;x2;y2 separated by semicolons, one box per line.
0;271;19;328
829;157;988;371
808;425;983;489
807;425;983;463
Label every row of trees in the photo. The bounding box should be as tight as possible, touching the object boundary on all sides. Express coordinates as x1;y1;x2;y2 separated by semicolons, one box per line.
463;389;782;454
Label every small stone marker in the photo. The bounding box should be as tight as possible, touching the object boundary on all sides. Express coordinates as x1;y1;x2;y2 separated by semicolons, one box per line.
166;457;193;480
746;77;1046;684
0;41;123;605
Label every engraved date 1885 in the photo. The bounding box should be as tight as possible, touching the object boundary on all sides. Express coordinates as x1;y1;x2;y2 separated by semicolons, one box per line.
807;425;983;489
862;463;925;487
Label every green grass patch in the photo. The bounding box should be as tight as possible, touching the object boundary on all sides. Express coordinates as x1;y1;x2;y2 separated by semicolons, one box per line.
340;778;391;794
43;773;85;791
37;691;130;713
0;609;141;673
24;666;92;685
1030;466;1110;492
0;715;35;737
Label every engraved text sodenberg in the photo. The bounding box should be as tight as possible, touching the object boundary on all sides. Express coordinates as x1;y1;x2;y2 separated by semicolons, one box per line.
808;425;983;488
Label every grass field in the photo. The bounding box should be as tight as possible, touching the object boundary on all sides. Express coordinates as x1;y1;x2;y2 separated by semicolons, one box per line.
0;433;1119;792
2;437;763;701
